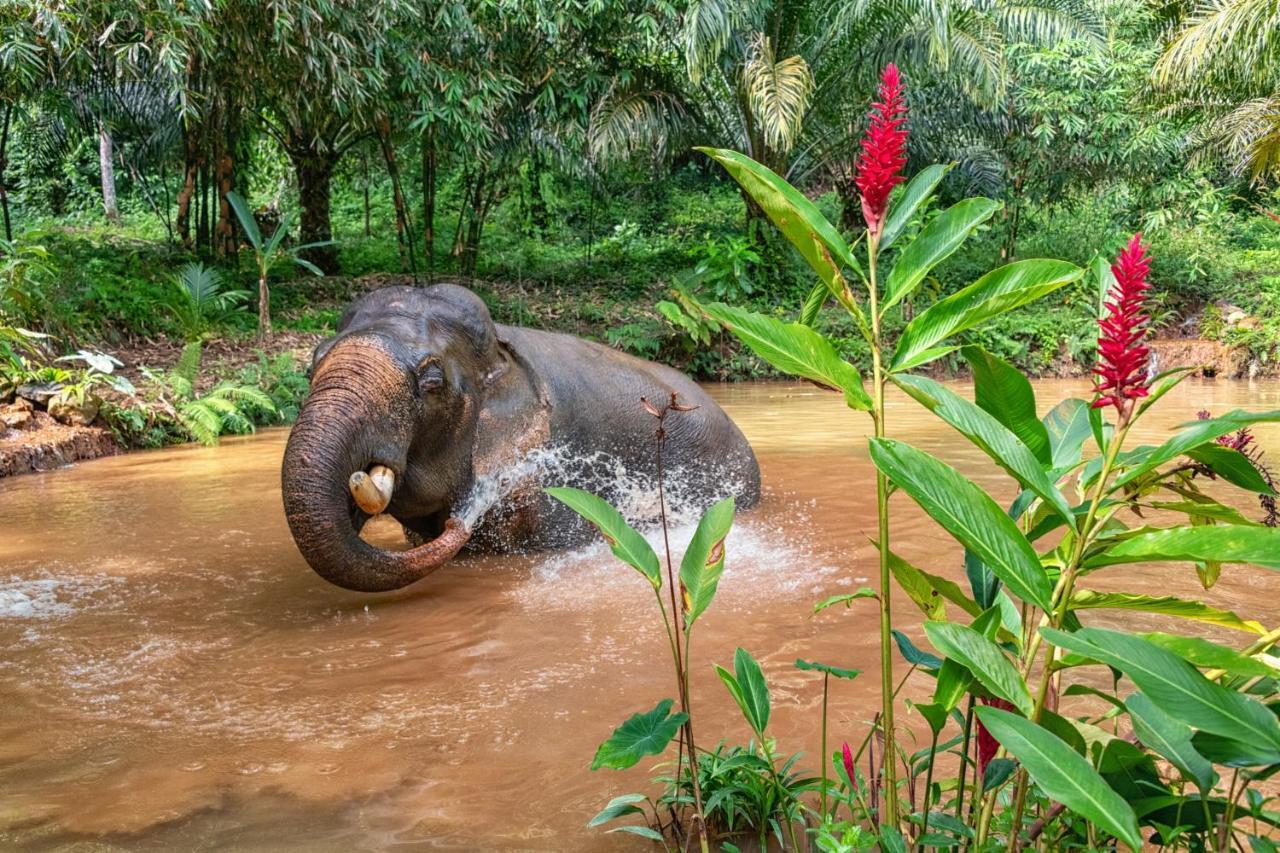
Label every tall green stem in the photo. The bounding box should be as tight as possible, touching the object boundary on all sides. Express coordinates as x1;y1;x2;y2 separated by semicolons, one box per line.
916;730;940;851
867;234;898;829
988;417;1133;849
820;673;830;817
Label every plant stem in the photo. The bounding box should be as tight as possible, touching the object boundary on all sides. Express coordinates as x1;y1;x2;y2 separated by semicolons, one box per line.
653;408;708;853
916;730;939;852
993;417;1134;848
867;232;898;830
820;673;830;818
955;698;975;823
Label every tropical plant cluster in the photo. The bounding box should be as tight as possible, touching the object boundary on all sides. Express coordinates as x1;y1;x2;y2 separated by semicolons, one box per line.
1;0;1279;385
553;65;1280;852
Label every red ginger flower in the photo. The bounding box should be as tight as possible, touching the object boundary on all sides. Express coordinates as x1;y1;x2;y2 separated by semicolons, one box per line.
841;741;857;789
855;63;908;237
975;697;1015;773
1093;233;1153;415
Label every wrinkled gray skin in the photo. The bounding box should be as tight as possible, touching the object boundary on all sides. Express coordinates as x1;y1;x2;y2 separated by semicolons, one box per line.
282;284;760;592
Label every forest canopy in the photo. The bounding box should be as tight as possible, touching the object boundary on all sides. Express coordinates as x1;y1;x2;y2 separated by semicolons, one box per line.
1;0;1278;397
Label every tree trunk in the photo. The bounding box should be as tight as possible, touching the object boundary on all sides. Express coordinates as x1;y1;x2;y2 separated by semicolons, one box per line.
290;150;339;274
459;169;486;278
362;151;371;238
451;169;471;259
196;159;210;252
213;107;240;259
0;103;12;244
421;127;436;283
98;122;121;225
376;116;415;278
257;271;271;344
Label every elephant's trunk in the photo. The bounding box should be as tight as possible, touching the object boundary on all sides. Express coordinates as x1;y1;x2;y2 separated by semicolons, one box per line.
281;339;471;592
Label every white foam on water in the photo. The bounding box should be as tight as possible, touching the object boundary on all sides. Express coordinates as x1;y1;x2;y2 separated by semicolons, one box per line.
455;443;754;533
512;507;841;614
0;574;125;619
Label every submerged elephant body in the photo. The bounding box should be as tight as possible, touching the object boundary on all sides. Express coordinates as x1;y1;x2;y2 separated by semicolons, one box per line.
282;284;760;592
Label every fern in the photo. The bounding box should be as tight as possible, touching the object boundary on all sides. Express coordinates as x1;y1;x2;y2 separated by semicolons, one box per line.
176;382;277;446
174;340;202;383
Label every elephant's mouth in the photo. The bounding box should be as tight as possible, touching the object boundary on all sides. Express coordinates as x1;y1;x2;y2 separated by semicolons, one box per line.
283;440;473;593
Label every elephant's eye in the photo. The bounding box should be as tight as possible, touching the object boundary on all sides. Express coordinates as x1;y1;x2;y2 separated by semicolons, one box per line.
418;362;445;393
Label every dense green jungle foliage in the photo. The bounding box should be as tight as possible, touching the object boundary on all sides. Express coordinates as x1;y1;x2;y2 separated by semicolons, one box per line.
1;0;1278;445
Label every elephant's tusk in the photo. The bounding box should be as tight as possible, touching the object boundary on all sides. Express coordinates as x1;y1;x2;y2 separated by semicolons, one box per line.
349;465;395;515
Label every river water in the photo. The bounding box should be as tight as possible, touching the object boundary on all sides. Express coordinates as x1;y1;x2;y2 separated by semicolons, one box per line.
1;379;1277;851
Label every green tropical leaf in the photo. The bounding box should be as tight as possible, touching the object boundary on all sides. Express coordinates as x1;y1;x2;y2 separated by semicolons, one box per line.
880;163;951;251
588;793;648;827
893;374;1074;527
679;497;735;626
868;438;1053;610
1044;398;1093;470
1141;633;1279;678
1087;525;1280;570
717;647;771;735
544;487;660;587
886;548;946;620
1068;590;1265;634
974;706;1143;851
893;630;943;671
964;346;1052;465
883;546;980;619
695;147;864;315
1191;732;1280;768
1137;366;1200;417
1147;500;1261;526
606;825;666;841
795;659;860;680
878;825;908;853
924;621;1033;716
934;658;974;712
1112;409;1280;489
814;588;878;613
1186;444;1277;494
590;699;688;770
225;191;262;250
701;303;871;410
798;281;827;326
881;197;1000;314
892;259;1083;372
1042;627;1280;755
983;757;1018;791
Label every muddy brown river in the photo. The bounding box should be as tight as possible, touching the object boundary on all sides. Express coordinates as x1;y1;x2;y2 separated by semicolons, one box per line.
1;379;1278;851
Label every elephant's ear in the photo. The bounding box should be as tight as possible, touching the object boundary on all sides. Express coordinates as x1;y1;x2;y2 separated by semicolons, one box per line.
469;337;552;492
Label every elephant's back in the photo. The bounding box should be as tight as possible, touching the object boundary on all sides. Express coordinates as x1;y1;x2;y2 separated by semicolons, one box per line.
498;325;760;507
500;324;712;408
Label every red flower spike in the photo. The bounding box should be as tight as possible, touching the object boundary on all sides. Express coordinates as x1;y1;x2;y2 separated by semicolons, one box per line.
855;64;909;237
975;697;1015;774
841;741;857;790
1093;233;1153;415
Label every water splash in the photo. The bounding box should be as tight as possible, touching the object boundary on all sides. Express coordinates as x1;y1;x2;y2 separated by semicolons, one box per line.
454;442;752;534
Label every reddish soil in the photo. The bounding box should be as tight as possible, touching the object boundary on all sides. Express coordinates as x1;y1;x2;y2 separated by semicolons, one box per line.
0;405;118;478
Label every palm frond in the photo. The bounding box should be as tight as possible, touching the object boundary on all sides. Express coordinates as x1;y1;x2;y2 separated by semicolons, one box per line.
1156;0;1280;81
588;88;687;164
684;0;747;84
742;35;815;154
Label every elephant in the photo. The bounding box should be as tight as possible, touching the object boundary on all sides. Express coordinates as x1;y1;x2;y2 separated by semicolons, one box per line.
281;283;761;592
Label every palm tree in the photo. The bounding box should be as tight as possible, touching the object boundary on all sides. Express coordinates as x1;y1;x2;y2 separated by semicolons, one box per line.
1155;0;1280;182
226;191;328;344
588;0;1098;223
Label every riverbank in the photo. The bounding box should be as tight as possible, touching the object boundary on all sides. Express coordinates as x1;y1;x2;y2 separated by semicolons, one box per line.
2;269;1267;479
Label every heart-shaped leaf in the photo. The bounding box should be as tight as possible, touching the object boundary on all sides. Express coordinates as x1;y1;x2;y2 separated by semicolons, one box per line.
590;699;688;770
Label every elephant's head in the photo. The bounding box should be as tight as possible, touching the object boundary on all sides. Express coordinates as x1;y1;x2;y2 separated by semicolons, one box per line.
282;284;541;592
